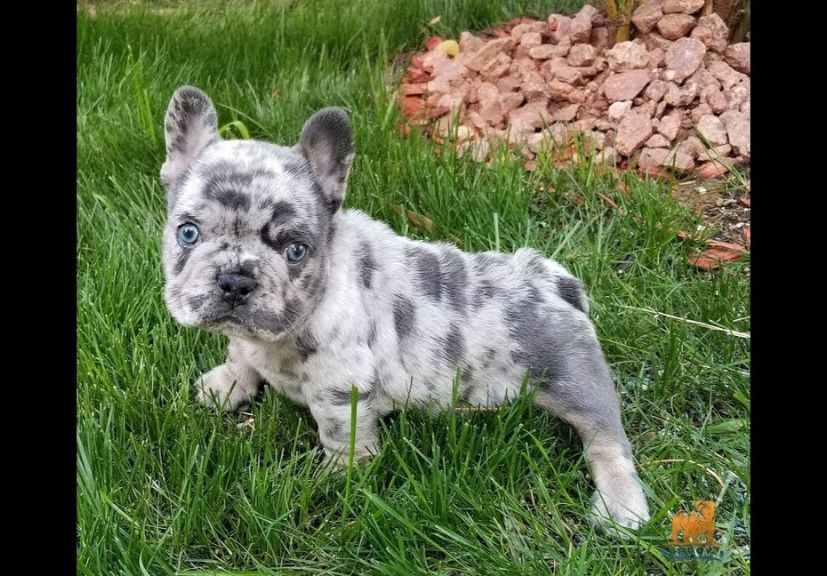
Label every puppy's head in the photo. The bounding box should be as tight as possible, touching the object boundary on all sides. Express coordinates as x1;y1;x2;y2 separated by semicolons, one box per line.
159;86;354;341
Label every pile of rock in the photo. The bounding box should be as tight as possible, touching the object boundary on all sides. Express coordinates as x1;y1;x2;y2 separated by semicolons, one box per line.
398;0;750;176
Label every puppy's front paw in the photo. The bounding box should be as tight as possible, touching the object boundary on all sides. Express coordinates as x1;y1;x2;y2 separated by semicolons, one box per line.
195;364;250;412
590;482;650;534
321;449;349;471
321;444;375;471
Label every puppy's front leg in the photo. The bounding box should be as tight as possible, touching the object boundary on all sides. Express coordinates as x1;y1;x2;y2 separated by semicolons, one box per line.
196;338;262;412
308;388;379;468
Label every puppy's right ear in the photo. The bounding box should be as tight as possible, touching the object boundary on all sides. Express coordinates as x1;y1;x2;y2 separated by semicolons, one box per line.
160;86;220;189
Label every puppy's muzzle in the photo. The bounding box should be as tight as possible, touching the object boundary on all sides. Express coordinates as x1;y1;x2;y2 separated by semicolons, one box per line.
218;272;257;309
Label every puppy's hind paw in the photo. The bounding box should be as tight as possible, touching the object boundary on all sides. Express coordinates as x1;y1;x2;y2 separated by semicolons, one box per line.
590;485;651;536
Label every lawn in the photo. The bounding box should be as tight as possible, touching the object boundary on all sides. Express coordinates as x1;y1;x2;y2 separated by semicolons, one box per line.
76;1;750;574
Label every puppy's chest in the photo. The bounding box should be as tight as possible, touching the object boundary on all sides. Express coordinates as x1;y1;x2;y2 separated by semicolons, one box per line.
239;341;310;405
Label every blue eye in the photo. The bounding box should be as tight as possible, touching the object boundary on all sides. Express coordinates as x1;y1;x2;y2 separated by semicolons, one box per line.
286;242;307;264
177;223;200;246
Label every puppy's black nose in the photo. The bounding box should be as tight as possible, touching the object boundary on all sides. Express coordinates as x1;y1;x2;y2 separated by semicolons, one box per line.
218;273;257;308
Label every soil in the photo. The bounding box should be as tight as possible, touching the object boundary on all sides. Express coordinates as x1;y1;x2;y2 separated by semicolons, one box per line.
671;167;749;246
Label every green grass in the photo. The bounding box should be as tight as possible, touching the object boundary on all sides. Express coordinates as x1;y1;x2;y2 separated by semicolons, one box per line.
77;1;750;574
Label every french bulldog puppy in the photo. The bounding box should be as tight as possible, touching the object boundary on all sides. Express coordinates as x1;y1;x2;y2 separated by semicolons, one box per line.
159;86;650;529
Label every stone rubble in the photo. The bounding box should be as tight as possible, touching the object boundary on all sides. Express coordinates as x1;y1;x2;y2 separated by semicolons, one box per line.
398;0;750;175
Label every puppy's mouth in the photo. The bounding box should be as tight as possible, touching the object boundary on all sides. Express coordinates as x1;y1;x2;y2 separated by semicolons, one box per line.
203;312;245;327
192;299;306;340
200;308;261;333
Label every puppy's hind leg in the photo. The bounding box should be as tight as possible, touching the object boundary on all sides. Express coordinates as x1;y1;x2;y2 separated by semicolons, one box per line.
533;335;649;531
195;338;262;412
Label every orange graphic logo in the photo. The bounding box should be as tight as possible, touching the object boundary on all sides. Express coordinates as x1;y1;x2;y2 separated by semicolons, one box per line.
670;500;717;546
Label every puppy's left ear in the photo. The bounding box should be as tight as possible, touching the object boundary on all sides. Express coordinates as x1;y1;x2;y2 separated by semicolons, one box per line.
298;108;355;212
161;86;220;189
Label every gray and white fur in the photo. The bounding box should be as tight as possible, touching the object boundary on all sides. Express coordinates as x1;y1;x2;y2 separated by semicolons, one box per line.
158;86;650;530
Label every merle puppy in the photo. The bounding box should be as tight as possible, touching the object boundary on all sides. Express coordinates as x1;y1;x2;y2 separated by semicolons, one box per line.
159;86;650;529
